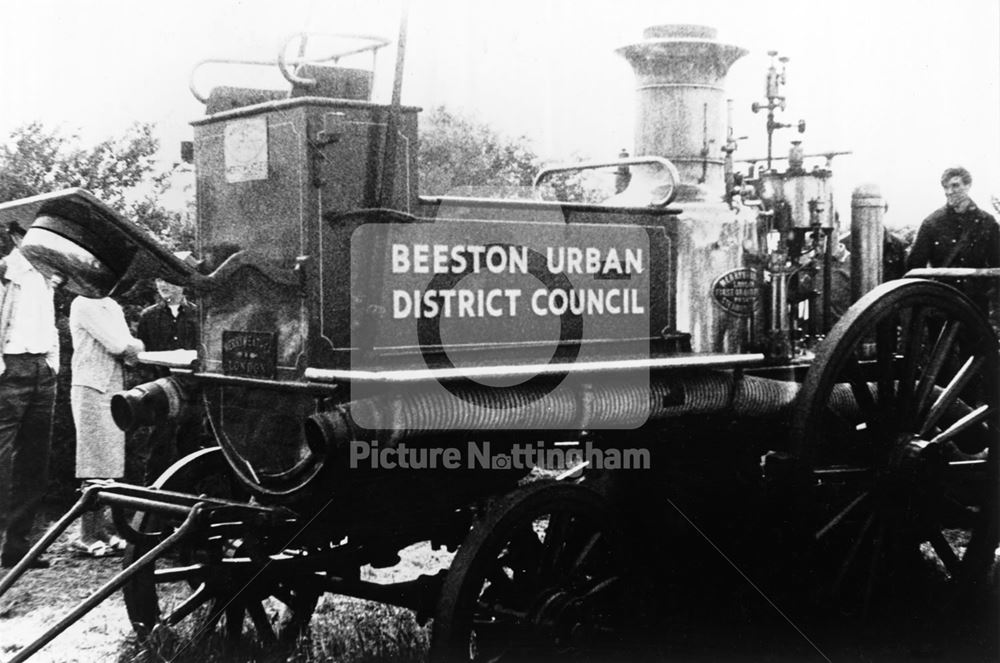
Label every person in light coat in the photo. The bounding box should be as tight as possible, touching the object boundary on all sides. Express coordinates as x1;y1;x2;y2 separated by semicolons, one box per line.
69;296;143;554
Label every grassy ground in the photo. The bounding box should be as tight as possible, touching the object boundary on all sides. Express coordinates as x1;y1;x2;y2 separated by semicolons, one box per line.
112;542;452;663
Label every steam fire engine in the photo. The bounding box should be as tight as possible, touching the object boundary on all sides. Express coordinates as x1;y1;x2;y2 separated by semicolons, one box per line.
0;17;995;663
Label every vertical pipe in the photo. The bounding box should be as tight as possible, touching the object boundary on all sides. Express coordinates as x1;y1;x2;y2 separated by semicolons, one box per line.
822;228;833;332
851;184;885;302
377;0;410;209
770;271;789;332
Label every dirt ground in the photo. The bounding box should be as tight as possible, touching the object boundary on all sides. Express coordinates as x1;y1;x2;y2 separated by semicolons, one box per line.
0;514;132;663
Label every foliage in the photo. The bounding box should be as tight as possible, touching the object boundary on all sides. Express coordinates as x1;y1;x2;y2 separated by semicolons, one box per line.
417;106;612;204
0;122;193;250
418;106;539;198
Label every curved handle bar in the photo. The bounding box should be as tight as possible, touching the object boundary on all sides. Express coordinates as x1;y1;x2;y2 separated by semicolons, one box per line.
189;58;278;103
277;32;391;88
189;32;391;103
532;156;680;207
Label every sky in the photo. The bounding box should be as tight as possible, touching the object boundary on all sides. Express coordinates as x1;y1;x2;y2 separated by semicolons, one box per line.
0;0;998;228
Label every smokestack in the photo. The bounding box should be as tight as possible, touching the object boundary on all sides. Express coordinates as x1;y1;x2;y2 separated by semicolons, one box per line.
617;25;747;202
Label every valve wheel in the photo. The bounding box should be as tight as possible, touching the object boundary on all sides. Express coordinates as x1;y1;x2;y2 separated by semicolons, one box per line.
430;481;631;662
122;448;320;650
791;279;999;620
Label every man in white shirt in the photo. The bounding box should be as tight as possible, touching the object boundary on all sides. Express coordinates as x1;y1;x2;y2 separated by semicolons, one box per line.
0;222;59;568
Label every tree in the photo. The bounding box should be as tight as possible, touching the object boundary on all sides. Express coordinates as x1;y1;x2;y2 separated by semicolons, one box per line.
418;106;539;198
417;106;612;204
0;122;193;250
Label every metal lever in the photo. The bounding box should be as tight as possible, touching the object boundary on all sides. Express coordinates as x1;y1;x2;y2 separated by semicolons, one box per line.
4;504;208;663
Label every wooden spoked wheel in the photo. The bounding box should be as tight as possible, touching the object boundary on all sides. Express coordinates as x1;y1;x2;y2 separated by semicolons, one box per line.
430;481;631;662
791;279;999;618
122;448;320;649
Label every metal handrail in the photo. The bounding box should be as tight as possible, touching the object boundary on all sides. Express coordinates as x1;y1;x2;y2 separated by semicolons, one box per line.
277;32;391;88
532;156;680;207
190;57;279;103
189;32;391;103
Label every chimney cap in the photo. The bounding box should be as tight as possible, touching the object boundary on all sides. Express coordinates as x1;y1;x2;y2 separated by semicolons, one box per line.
642;25;717;41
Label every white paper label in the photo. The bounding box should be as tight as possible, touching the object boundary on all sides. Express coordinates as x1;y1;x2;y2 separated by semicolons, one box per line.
224;118;268;183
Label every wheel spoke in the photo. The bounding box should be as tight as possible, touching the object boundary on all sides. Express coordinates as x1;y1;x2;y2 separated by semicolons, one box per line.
152;562;208;584
270;584;295;607
569;532;604;574
196;597;226;639
926;528;962;578
274;585;319;642
164;582;212;626
896;306;927;419
484;564;516;599
470;613;516;659
913;319;961;420
928;404;992;446
862;520;886;616
813;466;871;477
919;355;985;437
505;524;543;582
844;357;878;424
225;602;245;641
823;400;857;432
875;316;898;410
475;600;527;621
945;458;988;471
538;513;572;577
582;574;620;599
815;491;869;540
939;494;979;529
246;600;277;644
832;512;874;599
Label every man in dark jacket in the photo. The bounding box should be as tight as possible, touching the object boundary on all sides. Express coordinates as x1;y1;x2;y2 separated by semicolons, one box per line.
137;279;198;360
907;167;1000;270
135;279;203;483
906;166;1000;314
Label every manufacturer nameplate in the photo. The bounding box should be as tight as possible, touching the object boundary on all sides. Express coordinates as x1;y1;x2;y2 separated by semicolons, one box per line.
711;268;760;317
222;331;277;379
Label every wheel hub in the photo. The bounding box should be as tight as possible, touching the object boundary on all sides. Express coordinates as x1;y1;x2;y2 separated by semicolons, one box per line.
528;581;611;651
887;437;945;481
878;436;946;517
